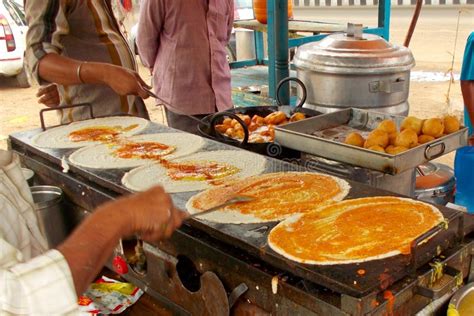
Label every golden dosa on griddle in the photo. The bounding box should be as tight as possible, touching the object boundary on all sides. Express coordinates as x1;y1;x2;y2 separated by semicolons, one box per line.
186;172;350;224
268;196;444;265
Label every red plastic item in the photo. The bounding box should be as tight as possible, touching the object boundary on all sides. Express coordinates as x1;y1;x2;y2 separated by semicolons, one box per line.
122;0;132;12
113;256;128;275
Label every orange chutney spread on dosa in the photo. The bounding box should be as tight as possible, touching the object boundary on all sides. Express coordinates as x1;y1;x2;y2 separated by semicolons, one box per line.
68;124;139;143
159;160;240;181
113;141;175;160
268;196;444;264
189;172;348;221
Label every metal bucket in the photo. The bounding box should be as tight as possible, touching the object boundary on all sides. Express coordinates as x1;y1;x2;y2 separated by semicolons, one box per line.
31;186;68;248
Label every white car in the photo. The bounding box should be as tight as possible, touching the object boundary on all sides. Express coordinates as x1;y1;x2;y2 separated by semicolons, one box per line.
0;0;31;87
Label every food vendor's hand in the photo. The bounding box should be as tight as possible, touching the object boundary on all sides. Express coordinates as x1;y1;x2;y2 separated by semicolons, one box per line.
37;84;60;108
104;65;150;100
120;186;187;241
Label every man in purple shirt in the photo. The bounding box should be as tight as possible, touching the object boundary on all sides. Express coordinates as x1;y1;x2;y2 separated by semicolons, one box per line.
136;0;234;134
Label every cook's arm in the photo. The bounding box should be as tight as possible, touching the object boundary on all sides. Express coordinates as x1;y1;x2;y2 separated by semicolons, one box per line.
136;0;165;69
58;186;186;295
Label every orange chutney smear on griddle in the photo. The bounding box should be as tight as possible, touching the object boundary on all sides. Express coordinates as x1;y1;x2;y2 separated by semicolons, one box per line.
193;173;342;220
269;198;442;262
114;142;173;159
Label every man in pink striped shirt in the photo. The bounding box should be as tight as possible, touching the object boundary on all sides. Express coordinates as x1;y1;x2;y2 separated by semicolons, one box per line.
137;0;234;134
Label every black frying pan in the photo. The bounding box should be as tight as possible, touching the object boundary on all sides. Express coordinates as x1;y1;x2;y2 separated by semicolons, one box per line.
197;77;322;158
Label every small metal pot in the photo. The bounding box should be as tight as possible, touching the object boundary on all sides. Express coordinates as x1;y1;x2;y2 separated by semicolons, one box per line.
448;283;474;315
31;186;68;248
294;24;415;116
414;162;455;206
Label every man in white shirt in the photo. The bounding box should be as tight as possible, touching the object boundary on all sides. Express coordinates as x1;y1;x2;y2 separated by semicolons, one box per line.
0;149;185;314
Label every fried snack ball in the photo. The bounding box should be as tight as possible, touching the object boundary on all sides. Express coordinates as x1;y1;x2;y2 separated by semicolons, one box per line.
225;128;234;137
234;123;244;132
264;111;287;125
237;114;251;126
401;116;424;135
422;118;444;138
444;115;460;134
418;134;435;144
394;129;418;148
368;145;386;153
248;122;259;132
222;118;232;126
385;145;409;155
344;132;365;148
388;132;398;146
279;119;289;125
251;115;265;126
215;124;228;133
230;119;239;128
289;112;306;122
234;130;245;139
377;119;397;134
364;129;389;149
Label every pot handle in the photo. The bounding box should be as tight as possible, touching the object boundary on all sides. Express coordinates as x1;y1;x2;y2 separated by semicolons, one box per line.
210;112;249;145
276;77;307;109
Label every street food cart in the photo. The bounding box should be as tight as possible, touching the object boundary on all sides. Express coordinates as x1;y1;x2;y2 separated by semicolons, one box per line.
8;1;474;315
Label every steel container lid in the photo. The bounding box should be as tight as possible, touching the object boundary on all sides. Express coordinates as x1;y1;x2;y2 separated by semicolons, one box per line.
294;24;415;75
415;162;455;195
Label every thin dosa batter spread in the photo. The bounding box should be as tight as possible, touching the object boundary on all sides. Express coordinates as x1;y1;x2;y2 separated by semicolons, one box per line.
122;150;267;193
186;172;350;224
268;196;444;265
31;116;150;149
69;133;205;169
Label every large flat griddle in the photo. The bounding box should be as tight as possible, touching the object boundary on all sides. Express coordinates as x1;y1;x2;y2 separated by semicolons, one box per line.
9;122;464;298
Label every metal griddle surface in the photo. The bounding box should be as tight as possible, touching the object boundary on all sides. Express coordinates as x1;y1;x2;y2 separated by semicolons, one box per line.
9;123;463;298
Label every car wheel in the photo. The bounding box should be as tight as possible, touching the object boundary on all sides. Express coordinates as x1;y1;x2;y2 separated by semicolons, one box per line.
16;65;32;88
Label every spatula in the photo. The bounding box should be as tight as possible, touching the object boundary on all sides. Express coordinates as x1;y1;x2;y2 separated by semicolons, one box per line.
187;195;255;219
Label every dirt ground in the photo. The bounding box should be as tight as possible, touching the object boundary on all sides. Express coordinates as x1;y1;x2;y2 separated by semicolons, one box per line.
1;6;473;168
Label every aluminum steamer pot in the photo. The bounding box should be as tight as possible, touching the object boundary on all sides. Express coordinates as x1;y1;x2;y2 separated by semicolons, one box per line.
293;24;415;116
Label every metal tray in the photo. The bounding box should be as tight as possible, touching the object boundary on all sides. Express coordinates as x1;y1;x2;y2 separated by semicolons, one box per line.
274;108;469;174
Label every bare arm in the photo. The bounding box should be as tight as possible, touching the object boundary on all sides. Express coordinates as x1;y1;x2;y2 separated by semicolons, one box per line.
461;80;474;145
57;186;186;295
38;54;150;99
461;81;474;127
